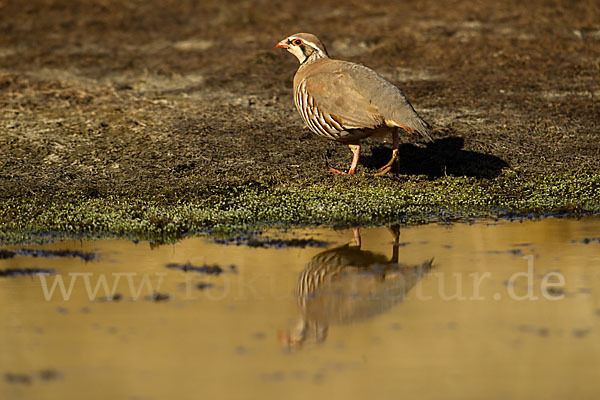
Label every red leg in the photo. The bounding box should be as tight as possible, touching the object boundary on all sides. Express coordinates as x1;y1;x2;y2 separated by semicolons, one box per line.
392;129;399;152
348;144;360;174
376;129;400;175
329;144;360;175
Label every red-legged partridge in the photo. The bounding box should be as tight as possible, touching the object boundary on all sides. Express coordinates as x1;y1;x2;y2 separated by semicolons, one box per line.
277;33;434;175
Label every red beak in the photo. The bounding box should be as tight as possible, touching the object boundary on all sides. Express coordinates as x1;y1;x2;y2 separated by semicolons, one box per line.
276;40;289;49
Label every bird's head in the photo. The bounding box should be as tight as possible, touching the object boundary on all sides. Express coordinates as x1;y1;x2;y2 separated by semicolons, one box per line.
276;33;329;64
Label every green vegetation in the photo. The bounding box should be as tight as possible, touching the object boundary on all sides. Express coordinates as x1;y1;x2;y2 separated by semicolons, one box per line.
1;170;598;244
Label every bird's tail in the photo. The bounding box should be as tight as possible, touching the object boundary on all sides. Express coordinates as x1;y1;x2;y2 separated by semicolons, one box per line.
387;113;434;143
408;114;434;143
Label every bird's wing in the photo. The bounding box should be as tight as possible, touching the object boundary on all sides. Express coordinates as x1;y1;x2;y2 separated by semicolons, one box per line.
302;60;432;141
348;63;433;141
301;62;384;130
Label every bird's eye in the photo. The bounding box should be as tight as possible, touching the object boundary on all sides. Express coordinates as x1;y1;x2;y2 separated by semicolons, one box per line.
293;39;302;45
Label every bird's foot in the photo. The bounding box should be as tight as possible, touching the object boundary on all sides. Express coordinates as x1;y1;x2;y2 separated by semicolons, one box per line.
375;164;394;176
328;167;355;175
375;155;399;176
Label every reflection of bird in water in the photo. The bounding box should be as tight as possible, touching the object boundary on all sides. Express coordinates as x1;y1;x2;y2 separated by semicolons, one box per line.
279;227;434;349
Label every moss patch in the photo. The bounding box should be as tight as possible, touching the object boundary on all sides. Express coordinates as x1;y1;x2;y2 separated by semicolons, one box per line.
1;170;598;244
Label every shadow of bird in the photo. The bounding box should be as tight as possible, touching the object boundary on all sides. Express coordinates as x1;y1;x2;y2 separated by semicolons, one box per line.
362;135;509;179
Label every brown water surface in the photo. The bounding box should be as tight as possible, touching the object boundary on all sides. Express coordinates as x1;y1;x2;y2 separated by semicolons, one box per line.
1;217;600;399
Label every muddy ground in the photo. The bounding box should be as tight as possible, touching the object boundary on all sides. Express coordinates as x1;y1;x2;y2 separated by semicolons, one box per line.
0;0;599;238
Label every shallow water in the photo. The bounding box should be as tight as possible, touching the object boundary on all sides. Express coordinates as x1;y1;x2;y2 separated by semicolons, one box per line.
1;217;600;399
